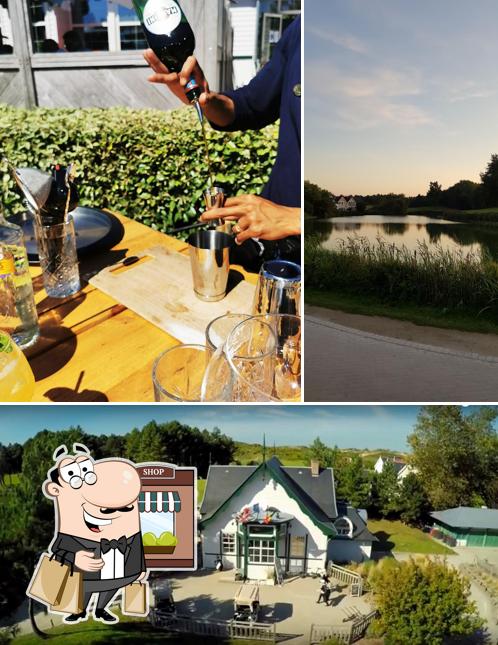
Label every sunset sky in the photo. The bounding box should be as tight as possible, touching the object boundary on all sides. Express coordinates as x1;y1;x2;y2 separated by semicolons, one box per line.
305;0;498;196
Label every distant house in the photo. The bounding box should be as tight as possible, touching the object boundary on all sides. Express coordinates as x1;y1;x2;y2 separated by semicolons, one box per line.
199;457;376;582
373;456;416;481
335;195;356;211
431;507;498;547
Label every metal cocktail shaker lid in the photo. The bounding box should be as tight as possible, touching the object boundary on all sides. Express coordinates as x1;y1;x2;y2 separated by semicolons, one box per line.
9;166;53;214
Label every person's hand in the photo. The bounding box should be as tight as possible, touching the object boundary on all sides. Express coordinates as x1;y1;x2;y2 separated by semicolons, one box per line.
200;195;301;244
144;50;209;105
136;571;148;582
143;50;235;126
74;551;104;572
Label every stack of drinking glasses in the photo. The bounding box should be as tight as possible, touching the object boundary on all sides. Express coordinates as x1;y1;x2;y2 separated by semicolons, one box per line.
152;259;301;402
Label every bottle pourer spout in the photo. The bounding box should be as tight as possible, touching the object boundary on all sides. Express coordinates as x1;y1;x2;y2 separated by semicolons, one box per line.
193;99;203;123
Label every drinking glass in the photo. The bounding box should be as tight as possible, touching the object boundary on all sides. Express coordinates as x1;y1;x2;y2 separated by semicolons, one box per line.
152;344;212;402
205;313;252;352
34;218;80;298
201;318;277;402
227;314;301;402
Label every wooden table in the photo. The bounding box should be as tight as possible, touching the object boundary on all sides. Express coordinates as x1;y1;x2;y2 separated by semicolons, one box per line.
26;212;256;402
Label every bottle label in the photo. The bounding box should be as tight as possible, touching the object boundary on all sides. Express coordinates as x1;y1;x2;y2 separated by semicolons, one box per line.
143;0;182;36
0;332;13;354
2;244;30;288
0;255;15;278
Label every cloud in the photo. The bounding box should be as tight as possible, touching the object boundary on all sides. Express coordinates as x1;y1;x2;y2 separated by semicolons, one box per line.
447;82;497;103
306;63;433;130
306;25;368;54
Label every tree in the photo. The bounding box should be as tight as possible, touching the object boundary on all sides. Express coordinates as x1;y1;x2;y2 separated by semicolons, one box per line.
309;437;338;468
408;406;498;509
480;153;498;206
304;180;337;218
375;462;400;517
335;454;371;509
426;181;443;205
440;179;483;210
398;473;429;525
369;557;483;644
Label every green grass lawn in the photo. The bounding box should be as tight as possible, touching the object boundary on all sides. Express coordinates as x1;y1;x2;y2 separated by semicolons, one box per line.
306;288;498;335
12;612;262;644
368;519;455;555
197;478;206;504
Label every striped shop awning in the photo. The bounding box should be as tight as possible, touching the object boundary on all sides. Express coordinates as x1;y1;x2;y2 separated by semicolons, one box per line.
139;491;181;513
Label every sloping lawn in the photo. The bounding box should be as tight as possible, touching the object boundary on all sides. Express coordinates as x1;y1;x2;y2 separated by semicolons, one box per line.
197;478;206;505
369;519;455;555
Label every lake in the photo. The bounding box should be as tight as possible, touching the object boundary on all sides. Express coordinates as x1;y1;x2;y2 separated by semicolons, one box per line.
307;214;498;261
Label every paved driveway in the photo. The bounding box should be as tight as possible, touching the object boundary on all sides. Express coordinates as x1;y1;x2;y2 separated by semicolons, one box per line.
304;316;498;402
167;570;372;644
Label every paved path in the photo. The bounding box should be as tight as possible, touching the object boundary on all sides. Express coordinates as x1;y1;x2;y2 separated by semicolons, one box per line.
305;315;498;402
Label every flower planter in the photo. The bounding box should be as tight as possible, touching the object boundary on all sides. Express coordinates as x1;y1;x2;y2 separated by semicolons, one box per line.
144;545;177;554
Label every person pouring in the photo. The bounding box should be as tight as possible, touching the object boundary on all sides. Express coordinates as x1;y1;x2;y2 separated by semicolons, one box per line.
144;16;301;269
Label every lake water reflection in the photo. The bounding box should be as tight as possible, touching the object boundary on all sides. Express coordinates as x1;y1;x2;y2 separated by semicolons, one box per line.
307;214;498;261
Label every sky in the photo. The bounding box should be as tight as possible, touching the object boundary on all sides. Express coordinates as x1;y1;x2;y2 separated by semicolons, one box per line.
0;405;492;452
305;0;498;196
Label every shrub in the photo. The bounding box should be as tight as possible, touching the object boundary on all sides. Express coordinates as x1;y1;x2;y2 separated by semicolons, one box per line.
0;104;277;233
304;234;498;315
368;557;483;645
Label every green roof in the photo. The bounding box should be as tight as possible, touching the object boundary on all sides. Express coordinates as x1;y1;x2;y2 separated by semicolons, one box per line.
431;507;498;530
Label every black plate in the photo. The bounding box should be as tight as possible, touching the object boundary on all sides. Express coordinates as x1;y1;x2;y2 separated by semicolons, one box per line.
12;207;125;263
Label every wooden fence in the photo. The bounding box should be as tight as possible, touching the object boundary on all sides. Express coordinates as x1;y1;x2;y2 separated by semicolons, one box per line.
150;612;276;642
328;563;364;596
310;610;378;644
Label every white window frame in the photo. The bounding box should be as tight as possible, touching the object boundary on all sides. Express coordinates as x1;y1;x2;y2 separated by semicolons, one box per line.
27;0;144;54
334;516;354;538
222;532;236;555
248;538;275;564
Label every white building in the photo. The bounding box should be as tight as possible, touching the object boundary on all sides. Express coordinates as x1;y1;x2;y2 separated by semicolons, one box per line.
335;195;357;212
229;0;301;87
199;457;376;583
374;455;416;482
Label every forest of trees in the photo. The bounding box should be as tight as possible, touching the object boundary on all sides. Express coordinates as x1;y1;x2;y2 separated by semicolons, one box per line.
310;406;498;524
306;153;498;216
0;421;235;618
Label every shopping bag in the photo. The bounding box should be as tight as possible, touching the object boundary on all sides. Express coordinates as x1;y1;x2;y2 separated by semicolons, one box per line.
27;553;70;607
122;581;148;616
52;569;84;614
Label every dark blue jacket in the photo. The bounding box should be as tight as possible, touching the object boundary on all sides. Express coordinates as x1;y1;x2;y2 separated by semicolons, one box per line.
213;17;301;208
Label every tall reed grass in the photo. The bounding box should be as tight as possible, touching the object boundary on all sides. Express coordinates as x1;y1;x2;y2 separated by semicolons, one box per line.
305;234;498;315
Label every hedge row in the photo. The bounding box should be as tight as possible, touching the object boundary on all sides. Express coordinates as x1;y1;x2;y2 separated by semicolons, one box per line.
0;104;277;233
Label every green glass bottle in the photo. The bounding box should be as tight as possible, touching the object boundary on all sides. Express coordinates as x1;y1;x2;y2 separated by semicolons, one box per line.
132;0;203;120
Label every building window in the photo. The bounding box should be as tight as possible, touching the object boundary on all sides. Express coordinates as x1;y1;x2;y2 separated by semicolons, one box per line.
222;532;236;555
248;538;275;564
334;517;353;538
116;3;146;51
290;535;305;558
0;1;13;55
27;0;146;54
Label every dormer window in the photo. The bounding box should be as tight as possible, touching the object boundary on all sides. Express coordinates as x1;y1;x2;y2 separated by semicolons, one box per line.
334;516;353;538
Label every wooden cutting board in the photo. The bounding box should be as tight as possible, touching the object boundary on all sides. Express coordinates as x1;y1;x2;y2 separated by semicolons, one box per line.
89;245;255;344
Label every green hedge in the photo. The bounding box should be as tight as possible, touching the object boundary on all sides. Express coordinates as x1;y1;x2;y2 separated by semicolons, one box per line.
0;104;277;232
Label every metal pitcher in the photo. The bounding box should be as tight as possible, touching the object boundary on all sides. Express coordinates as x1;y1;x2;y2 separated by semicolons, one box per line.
252;259;301;316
